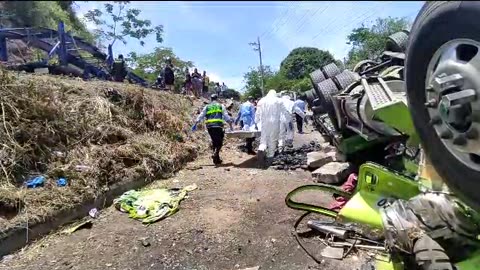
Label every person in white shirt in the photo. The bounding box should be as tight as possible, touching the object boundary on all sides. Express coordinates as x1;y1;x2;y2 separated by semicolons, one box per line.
293;96;307;133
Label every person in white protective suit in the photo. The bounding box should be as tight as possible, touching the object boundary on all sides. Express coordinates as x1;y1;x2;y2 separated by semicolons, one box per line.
255;89;290;166
279;95;295;150
235;96;257;155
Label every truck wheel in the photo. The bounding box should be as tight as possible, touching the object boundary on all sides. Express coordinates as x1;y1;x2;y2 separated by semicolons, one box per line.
333;70;360;91
413;235;453;270
321;63;341;79
405;1;480;210
304;89;317;106
310;69;326;95
386;31;409;53
310;69;326;85
316;78;340;130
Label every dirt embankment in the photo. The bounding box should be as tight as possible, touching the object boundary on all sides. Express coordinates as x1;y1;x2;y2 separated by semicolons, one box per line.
0;69;207;231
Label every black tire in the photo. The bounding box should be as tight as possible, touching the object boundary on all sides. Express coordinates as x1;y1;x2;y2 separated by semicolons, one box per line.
310;69;326;85
316;78;340;130
405;1;480;210
310;69;326;95
386;31;409;52
333;70;359;91
304;89;317;106
413;235;453;270
321;62;341;79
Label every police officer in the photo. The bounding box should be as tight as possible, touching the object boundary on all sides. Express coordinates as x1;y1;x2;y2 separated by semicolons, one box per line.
192;94;233;165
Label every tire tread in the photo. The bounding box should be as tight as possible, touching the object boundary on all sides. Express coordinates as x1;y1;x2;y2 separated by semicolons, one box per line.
321;63;341;79
413;235;453;270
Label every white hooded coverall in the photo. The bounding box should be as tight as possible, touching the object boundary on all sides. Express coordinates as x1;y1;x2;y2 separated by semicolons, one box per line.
255;90;289;158
279;95;295;147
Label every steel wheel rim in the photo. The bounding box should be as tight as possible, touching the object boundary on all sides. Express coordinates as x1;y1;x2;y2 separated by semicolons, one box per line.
425;38;480;170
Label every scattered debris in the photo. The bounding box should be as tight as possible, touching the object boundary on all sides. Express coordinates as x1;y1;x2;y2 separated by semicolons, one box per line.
114;184;197;224
271;141;324;170
56;177;67;187
239;267;260;270
329;173;358;210
62;220;93;234
74;165;91;172
187;165;203;171
24;176;45;188
312;162;354;184
89;208;99;219
140;238;151;247
52;151;66;158
321;246;344;259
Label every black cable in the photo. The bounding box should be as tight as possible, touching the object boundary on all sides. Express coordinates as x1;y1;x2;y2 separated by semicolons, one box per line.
293;211;325;264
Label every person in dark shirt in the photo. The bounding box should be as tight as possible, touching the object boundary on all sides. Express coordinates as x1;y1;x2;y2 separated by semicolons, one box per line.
111;54;127;82
184;72;193;96
191;68;202;98
202;71;210;98
163;58;175;91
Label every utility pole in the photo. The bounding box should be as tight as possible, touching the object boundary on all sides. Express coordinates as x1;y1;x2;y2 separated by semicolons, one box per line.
249;36;265;96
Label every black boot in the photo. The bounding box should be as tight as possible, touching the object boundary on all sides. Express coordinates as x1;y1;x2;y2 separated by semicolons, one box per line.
213;149;222;165
246;138;256;155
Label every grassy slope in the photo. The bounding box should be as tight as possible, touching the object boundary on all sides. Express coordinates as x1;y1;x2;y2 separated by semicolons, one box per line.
0;69;206;228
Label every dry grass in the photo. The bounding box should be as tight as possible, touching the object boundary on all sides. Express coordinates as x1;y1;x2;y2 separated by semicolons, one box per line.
0;69;207;229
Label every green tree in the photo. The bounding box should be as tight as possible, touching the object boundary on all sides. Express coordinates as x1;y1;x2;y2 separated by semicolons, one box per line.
127;47;193;91
222;89;241;100
55;1;93;41
242;66;275;99
279;47;336;80
2;1;93;41
84;1;163;47
346;17;410;68
264;72;295;92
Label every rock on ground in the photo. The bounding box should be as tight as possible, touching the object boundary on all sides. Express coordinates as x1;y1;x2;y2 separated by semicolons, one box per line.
307;151;335;169
312;162;354;185
307;150;347;170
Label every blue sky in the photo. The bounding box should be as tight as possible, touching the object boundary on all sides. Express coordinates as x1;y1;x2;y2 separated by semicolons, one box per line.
74;1;424;92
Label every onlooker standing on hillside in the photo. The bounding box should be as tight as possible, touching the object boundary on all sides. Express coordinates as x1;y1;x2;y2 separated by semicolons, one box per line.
202;71;210;98
111;54;127;82
163;58;175;91
220;82;227;97
191;68;203;98
215;82;221;97
184;72;193;96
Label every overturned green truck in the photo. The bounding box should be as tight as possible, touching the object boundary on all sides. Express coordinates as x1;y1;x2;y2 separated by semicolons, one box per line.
288;2;480;270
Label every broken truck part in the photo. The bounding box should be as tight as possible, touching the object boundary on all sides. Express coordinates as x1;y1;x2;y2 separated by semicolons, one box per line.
287;2;480;269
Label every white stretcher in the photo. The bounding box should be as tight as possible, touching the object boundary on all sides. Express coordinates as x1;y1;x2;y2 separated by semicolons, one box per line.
225;130;261;139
